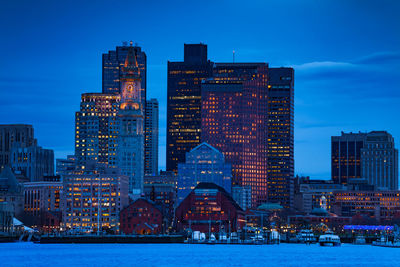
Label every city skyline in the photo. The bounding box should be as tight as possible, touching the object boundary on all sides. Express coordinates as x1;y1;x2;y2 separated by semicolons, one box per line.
1;0;399;178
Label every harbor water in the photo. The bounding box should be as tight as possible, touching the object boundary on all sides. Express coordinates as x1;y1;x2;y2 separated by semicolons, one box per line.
0;242;398;267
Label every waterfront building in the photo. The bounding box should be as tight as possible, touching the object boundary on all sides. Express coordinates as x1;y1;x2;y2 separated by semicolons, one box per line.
361;131;398;190
119;198;163;235
0;202;14;234
74;93;120;167
0;124;35;169
175;182;245;233
10;143;54;182
144;171;176;226
333;190;400;223
144;98;159;176
63;164;129;232
102;41;147;106
0;167;24;218
231;185;252;211
201;66;268;207
22;181;62;231
332;131;398;189
166;43;213;173
177;143;232;203
115;44;145;195
292;176;345;214
288;208;351;229
266;68;295;209
56;155;76;176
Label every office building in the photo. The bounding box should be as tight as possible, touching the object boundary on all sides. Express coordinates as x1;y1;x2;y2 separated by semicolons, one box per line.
74;93;120;167
332;131;398;190
63;164;129;231
0;167;24;218
266;68;295;209
361;131;398;190
56;155;76;176
102;41;147;106
201;65;268;207
144;99;159;175
167;43;213;173
232;185;252;211
177;142;232;203
10;143;54;182
115;44;145;195
0;124;35;169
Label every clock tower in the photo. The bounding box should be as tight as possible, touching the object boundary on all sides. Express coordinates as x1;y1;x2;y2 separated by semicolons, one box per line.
117;42;144;196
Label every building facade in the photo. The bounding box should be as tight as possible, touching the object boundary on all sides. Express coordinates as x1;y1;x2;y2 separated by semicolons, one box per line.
175;182;245;233
10;143;54;182
0;124;35;169
119;198;163;235
74;93;120;167
102;41;147;106
115;44;145;195
56;155;76;176
167;44;213;173
231;185;252;211
0;167;24;218
177;143;232;203
144;98;159;176
63;165;129;232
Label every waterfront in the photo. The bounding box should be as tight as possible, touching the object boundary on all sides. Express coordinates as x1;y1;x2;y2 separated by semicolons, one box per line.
0;242;398;267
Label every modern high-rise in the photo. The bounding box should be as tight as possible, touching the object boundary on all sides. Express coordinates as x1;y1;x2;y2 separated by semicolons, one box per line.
266;67;295;209
177;142;232;203
144;99;159;175
167;44;213;173
0;124;35;169
201;65;268;207
361;131;398;190
102;41;147;106
56;155;76;176
331;132;367;185
115;44;145;195
74;93;120;168
332;131;398;190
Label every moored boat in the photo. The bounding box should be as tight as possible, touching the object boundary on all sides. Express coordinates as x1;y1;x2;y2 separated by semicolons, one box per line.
319;230;341;246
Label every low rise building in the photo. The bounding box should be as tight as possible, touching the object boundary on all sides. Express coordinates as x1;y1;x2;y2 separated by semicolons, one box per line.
119;198;163;235
175;182;245;233
0;167;24;218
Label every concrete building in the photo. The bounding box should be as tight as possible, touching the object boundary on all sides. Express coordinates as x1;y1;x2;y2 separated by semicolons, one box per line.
0;124;35;169
0;202;14;234
0;167;24;218
175;182;245;233
232;185;252;211
115;44;145;196
119;198;163;235
56;155;76;176
102;41;147;106
10;143;54;182
63;164;129;232
144;99;159;176
177;143;232;203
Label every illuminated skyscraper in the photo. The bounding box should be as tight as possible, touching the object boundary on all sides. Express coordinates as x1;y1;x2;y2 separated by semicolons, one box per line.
201;65;268;206
74;93;120;168
266;67;294;209
167;44;213;173
144;99;159;175
115;44;145;195
102;41;147;106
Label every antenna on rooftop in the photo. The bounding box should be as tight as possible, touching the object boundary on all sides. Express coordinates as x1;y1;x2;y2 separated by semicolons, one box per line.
233;50;235;63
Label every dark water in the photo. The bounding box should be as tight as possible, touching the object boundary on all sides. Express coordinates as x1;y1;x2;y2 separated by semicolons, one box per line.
0;242;397;266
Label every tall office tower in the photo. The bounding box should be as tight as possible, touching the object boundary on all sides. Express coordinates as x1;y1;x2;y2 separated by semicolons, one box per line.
10;143;54;182
201;66;268;207
0;125;35;169
116;44;145;195
331;132;368;185
361;131;398;190
144;99;159;175
167;44;213;173
102;41;147;105
74;93;120;168
266;68;295;209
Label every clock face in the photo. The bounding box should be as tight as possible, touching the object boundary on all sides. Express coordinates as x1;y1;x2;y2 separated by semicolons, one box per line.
127;84;134;93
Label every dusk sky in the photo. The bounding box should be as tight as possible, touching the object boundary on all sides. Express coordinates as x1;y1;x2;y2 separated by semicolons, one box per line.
1;0;399;178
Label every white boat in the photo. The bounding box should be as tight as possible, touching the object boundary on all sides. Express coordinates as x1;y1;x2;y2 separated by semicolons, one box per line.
354;235;366;245
372;236;400;248
319;230;341;246
296;229;316;244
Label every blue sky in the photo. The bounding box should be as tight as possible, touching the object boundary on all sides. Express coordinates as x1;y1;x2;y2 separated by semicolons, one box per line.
1;0;399;178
